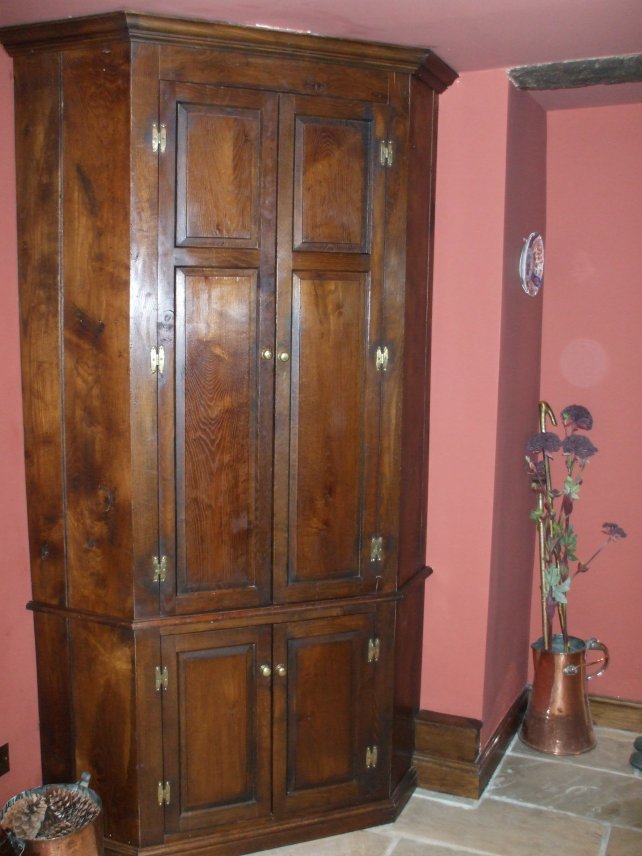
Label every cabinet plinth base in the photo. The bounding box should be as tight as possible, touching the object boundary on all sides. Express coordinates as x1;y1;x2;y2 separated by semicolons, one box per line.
103;781;416;855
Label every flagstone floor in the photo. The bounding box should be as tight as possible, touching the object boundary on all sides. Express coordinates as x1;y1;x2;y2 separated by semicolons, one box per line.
250;727;642;856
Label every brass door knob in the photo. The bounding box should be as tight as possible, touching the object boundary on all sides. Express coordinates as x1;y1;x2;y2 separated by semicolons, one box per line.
275;663;287;677
277;352;290;362
261;349;273;360
259;664;272;677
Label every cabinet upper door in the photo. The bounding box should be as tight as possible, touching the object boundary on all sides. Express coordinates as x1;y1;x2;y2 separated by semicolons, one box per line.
158;82;277;614
273;94;391;603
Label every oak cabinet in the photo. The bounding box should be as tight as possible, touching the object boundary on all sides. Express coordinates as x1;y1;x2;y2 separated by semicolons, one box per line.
1;11;455;855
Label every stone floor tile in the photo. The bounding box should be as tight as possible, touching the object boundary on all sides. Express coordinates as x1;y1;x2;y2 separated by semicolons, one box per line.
511;727;640;776
390;839;490;855
391;792;605;855
605;825;642;855
253;829;393;856
489;753;642;828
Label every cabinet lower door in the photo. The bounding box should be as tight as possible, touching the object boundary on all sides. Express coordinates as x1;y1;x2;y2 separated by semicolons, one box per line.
161;625;272;833
272;613;378;816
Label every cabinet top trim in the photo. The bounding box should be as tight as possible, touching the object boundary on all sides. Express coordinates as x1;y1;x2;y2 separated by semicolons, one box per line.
0;11;457;91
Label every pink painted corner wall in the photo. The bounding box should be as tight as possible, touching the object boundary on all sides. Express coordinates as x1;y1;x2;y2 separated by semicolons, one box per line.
422;70;546;738
422;70;511;721
532;103;642;701
481;85;546;741
0;46;41;805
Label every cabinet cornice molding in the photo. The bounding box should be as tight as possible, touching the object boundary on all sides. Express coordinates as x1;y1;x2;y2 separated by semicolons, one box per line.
0;10;457;89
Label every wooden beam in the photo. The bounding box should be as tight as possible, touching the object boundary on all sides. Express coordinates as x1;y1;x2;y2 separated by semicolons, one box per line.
508;53;642;90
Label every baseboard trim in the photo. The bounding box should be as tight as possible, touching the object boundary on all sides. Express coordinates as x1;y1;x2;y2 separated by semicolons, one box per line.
413;691;642;800
413;690;527;799
589;694;642;732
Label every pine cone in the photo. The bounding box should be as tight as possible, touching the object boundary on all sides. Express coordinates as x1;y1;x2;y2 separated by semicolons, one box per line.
0;794;47;839
37;788;99;839
38;817;75;839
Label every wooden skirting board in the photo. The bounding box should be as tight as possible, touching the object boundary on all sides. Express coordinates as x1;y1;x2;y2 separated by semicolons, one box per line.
413;691;642;799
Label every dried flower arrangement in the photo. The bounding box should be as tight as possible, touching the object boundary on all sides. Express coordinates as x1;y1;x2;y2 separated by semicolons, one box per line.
525;401;627;651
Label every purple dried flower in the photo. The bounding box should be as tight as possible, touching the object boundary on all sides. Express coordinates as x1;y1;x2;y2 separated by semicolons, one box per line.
562;434;598;460
561;404;593;431
526;432;562;455
602;523;627;539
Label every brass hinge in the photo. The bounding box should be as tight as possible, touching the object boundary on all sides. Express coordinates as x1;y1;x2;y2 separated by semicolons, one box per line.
150;345;165;375
155;665;168;692
367;637;381;663
152;123;167;154
157;781;171;806
370;536;384;563
152;555;167;583
365;745;379;769
375;345;389;372
379;140;393;167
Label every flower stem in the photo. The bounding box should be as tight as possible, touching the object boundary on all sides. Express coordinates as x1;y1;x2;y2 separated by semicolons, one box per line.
538;401;557;650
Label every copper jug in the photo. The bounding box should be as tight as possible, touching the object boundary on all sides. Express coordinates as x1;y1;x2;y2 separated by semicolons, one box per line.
519;635;609;755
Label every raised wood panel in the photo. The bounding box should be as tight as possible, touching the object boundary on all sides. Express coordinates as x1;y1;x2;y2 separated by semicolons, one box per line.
163;82;277;251
288;273;374;587
174;268;265;603
293;115;372;252
273;614;374;816
161;626;272;832
175;98;263;246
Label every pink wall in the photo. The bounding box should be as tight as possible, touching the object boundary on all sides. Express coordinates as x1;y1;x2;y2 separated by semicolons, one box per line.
422;71;547;741
481;86;546;738
0;46;41;805
423;70;511;722
532;103;642;700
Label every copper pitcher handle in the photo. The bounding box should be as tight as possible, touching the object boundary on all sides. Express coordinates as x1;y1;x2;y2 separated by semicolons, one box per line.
585;638;609;680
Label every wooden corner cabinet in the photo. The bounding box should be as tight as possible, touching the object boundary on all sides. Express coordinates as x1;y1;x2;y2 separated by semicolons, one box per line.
1;12;455;855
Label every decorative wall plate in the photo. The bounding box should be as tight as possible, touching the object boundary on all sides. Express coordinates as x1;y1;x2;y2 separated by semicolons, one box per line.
520;232;544;296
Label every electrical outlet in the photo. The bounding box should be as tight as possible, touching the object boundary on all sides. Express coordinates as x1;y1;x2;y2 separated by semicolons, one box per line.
0;744;9;776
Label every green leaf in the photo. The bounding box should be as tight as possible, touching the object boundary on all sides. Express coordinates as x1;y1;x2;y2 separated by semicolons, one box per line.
563;476;581;500
551;577;571;604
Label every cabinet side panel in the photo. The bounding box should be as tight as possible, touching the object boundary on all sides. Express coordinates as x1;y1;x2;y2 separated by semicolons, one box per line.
70;620;140;844
14;54;66;607
392;576;427;790
61;44;135;615
398;79;438;584
33;610;74;783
